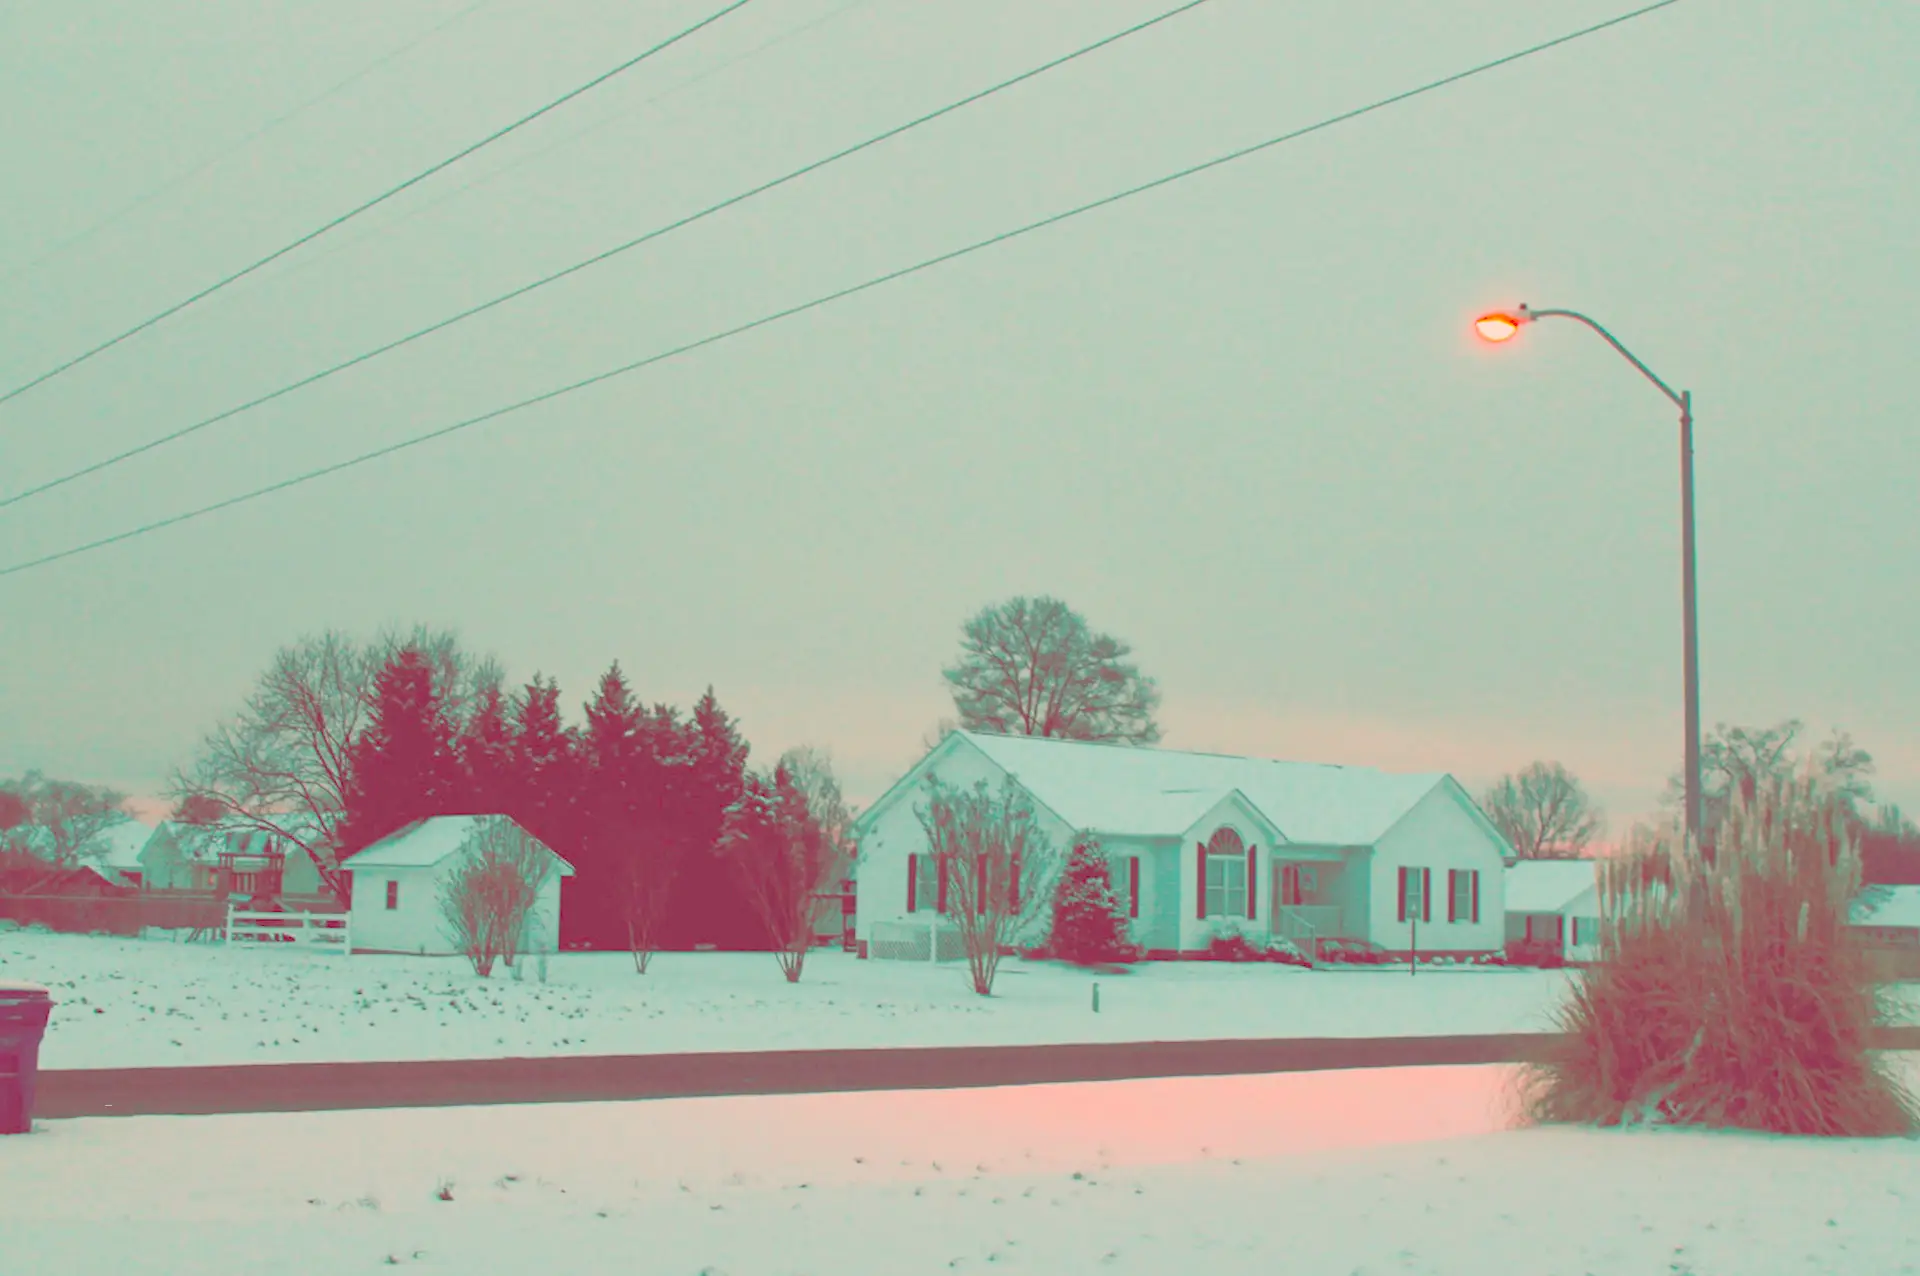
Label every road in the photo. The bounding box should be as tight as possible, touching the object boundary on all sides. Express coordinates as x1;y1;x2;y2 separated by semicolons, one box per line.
34;1026;1920;1120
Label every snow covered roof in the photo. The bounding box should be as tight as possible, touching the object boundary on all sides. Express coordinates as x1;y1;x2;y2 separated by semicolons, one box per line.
95;819;156;870
1503;859;1601;913
345;815;575;875
945;731;1458;845
1851;885;1920;930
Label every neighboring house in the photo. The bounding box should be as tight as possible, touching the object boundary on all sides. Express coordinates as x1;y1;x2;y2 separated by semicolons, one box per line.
135;819;331;905
850;730;1513;960
93;819;158;887
1849;885;1920;947
1502;859;1603;962
342;815;574;957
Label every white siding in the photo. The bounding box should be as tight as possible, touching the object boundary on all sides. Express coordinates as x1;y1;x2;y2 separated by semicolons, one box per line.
1563;884;1601;962
853;738;1076;949
349;859;564;957
1369;783;1507;953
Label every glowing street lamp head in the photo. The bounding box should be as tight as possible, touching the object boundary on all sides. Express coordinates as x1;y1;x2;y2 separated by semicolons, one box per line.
1474;312;1524;343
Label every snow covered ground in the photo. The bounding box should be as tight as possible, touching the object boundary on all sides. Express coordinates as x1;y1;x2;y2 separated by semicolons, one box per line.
0;928;1606;1070
8;1063;1920;1275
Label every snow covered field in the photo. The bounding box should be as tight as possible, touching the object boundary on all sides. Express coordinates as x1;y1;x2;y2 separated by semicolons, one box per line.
8;1063;1920;1275
0;929;1605;1070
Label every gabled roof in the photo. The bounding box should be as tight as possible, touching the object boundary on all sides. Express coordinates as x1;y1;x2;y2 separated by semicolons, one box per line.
344;815;575;875
916;730;1456;845
95;819;157;870
1503;859;1601;912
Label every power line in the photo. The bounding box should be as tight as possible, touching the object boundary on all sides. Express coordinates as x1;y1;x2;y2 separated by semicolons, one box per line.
0;0;1218;512
0;0;757;412
0;0;1683;582
0;0;501;289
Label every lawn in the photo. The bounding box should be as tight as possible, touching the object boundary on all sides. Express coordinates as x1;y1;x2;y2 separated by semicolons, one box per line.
7;1061;1919;1274
1;926;1594;1069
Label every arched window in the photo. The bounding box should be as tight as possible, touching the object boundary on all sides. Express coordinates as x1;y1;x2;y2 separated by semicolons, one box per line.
1203;826;1249;919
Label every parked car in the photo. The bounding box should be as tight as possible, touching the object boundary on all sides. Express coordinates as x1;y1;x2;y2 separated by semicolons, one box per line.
1314;937;1392;964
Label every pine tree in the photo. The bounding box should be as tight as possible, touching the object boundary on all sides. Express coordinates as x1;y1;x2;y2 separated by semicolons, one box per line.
575;663;646;950
666;686;759;948
1047;836;1136;965
457;684;516;811
338;648;462;856
509;674;578;862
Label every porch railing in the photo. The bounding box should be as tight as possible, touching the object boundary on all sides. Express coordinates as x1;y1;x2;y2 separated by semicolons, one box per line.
1274;905;1342;955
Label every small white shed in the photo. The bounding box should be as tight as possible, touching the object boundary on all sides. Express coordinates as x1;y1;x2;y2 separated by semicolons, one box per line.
343;815;573;957
1503;859;1603;962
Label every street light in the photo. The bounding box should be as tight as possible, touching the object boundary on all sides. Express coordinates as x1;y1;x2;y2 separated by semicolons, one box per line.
1474;302;1703;852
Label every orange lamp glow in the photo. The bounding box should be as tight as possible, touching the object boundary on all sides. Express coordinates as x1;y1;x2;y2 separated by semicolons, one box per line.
1474;313;1522;343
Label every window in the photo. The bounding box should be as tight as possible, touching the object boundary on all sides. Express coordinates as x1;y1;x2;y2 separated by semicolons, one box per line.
1204;828;1247;918
1398;867;1430;923
385;879;400;911
906;854;937;914
1448;870;1479;923
1111;856;1140;919
1572;916;1599;947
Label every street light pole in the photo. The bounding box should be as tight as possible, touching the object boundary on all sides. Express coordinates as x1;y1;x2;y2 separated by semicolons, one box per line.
1473;304;1703;851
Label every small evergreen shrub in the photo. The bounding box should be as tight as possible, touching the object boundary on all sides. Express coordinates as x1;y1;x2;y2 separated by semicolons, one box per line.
1203;918;1311;968
1046;836;1142;966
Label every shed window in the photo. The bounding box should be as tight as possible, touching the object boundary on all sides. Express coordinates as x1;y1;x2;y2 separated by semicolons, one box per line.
385;879;400;910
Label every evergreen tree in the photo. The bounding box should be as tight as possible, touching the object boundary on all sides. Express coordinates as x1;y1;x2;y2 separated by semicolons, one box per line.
508;674;578;862
338;648;462;855
456;684;516;811
1046;836;1136;965
575;663;646;948
664;686;757;948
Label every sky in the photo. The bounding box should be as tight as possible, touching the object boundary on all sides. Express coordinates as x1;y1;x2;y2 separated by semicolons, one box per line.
1;0;1915;836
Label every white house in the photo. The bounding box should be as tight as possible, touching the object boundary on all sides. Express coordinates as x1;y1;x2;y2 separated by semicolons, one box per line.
850;730;1514;960
343;815;573;957
1502;859;1603;962
1850;885;1920;946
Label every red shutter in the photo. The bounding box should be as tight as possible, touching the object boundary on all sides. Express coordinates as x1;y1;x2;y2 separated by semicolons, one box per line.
937;859;949;914
1421;869;1432;923
1196;844;1207;919
1471;871;1481;923
907;854;918;913
1396;867;1408;922
1245;845;1258;920
1447;870;1458;923
1128;857;1140;919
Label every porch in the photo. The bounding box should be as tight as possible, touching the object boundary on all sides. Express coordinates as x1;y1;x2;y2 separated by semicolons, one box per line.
1267;858;1351;956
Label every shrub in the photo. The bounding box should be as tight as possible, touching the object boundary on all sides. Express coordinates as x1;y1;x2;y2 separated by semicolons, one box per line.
1203;919;1310;968
1046;837;1142;966
1504;937;1565;968
1520;765;1919;1137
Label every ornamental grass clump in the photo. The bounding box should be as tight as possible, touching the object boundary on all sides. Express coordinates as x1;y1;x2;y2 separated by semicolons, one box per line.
1520;764;1918;1137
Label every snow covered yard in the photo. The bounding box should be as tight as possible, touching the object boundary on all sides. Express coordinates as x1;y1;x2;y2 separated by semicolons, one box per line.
0;928;1608;1069
6;1064;1920;1275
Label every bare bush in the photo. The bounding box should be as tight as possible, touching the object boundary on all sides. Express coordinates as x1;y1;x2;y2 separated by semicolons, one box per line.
1520;763;1918;1137
438;818;555;977
718;759;853;983
915;775;1061;995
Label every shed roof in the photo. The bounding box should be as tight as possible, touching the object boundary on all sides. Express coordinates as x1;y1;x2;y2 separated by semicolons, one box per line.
1502;859;1601;913
949;730;1458;845
345;815;575;874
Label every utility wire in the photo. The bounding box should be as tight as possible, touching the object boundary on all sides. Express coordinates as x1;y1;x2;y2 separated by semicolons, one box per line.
0;0;1217;512
0;0;1683;582
0;0;757;411
0;0;501;289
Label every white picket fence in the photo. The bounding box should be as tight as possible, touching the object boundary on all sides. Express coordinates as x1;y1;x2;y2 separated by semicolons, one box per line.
224;906;350;952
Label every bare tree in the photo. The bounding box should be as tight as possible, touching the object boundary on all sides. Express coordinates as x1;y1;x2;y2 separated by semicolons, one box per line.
0;771;132;866
919;717;959;756
1664;719;1881;840
439;817;556;977
1482;762;1604;860
915;774;1061;995
718;761;853;983
942;596;1161;745
171;627;498;907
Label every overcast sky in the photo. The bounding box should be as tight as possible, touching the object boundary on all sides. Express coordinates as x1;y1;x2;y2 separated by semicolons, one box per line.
2;0;1914;835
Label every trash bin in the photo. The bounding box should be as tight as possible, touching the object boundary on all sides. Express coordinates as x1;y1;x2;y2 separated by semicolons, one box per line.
0;981;54;1135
